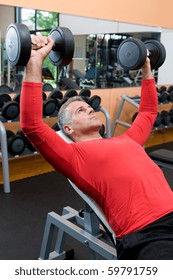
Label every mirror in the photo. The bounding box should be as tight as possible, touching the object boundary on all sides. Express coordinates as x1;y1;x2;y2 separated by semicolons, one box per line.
0;4;172;91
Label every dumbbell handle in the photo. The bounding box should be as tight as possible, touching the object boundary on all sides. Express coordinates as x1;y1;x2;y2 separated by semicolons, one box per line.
31;41;60;52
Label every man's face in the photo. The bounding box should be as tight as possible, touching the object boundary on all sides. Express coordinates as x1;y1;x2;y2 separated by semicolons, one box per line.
64;100;102;136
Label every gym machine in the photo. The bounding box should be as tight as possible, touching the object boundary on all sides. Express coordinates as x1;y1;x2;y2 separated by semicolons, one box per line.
39;131;116;260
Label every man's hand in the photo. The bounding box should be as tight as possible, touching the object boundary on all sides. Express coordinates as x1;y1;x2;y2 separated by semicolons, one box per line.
142;50;153;80
30;35;54;62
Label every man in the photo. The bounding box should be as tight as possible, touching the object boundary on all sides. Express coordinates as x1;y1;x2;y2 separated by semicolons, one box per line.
20;34;173;259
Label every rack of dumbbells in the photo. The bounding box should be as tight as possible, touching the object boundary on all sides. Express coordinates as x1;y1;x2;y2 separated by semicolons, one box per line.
0;87;111;193
111;85;173;136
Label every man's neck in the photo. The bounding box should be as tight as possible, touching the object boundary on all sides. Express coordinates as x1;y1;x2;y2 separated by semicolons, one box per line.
73;132;102;142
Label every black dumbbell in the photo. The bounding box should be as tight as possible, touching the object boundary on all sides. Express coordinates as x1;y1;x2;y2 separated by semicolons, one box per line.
117;38;166;70
167;85;173;93
6;130;25;156
167;92;173;102
48;89;63;112
17;129;37;152
169;108;173;123
131;111;162;127
5;23;74;67
59;89;78;109
157;88;169;103
167;86;173;102
153;112;162;127
87;95;101;111
64;89;78;99
79;88;91;102
99;124;105;137
42;92;57;117
157;85;167;93
160;110;171;126
42;83;54;92
0;93;19;120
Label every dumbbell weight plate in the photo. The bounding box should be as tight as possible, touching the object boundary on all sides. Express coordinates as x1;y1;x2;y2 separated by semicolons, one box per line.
49;89;63;103
49;90;63;108
168;91;173;102
1;101;19;120
167;85;173;93
43;99;56;116
144;40;166;69
160;110;170;126
88;95;101;111
79;88;91;102
6;130;25;156
48;27;74;66
17;129;37;152
158;85;167;93
0;93;11;108
5;23;31;67
117;38;147;70
154;113;162;127
64;89;78;98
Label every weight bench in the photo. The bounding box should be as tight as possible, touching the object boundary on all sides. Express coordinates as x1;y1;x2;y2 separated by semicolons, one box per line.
148;148;173;169
39;130;117;260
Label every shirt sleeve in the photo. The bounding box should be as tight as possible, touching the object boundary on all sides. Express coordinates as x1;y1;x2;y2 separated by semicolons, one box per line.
125;78;158;146
20;82;76;176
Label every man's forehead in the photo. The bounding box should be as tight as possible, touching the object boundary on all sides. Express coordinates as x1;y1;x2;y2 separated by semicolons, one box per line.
67;100;88;110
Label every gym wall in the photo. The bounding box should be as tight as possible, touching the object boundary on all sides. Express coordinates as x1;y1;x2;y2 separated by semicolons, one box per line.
0;0;173;29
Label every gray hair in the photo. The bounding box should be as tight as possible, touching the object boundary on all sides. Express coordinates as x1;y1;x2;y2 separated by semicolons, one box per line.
57;96;85;136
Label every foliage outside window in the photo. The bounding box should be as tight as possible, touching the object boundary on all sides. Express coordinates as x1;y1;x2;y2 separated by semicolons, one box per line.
16;8;59;87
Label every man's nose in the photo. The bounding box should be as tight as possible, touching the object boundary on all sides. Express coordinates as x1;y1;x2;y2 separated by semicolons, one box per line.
87;107;94;114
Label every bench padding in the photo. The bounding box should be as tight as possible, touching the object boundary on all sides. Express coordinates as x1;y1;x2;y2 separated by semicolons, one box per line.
149;149;173;164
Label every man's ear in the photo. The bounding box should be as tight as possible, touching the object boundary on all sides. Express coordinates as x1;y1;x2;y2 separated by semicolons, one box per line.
64;124;74;136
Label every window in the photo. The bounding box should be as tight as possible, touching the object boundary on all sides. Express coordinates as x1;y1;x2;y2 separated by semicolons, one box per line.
15;7;59;87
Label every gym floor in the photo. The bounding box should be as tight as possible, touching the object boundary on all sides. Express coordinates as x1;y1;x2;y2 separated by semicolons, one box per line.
0;171;90;260
0;142;173;260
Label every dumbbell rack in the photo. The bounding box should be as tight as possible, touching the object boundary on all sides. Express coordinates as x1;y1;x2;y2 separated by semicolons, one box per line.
0;106;111;194
0;110;57;194
111;94;173;136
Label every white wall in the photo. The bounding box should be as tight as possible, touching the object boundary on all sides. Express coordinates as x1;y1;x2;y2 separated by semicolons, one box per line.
0;6;15;40
158;29;173;85
59;14;161;35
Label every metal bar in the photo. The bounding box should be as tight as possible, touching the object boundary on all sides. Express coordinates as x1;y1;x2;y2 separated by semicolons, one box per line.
111;97;126;135
115;120;131;128
0;121;10;193
39;210;117;260
99;106;111;138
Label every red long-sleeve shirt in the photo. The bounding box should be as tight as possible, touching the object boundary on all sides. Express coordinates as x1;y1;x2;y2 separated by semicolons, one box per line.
20;79;173;238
